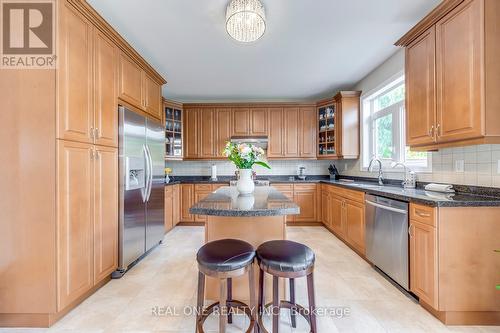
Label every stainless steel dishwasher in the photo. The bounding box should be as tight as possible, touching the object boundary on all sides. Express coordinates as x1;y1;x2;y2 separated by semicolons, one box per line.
365;194;409;291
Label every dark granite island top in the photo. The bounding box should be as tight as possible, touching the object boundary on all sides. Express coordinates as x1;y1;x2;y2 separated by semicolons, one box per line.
189;186;300;217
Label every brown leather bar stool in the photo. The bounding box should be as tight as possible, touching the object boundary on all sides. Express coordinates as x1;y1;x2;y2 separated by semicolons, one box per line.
196;238;258;333
256;240;316;333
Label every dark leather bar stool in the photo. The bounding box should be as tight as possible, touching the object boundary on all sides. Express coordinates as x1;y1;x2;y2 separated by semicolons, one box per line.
256;240;316;333
196;238;258;333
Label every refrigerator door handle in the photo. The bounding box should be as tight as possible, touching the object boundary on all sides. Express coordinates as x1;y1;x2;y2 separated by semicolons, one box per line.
142;144;150;203
145;144;154;202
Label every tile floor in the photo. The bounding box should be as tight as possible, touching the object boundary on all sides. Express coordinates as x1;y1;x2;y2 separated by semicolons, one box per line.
3;226;498;333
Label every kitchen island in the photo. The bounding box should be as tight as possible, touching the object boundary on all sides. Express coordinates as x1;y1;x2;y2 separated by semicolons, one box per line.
190;186;299;300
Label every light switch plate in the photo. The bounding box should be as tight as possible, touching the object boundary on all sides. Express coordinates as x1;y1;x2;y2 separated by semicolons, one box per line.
454;160;465;173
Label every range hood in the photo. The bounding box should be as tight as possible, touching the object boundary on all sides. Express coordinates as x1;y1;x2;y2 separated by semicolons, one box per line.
230;136;268;149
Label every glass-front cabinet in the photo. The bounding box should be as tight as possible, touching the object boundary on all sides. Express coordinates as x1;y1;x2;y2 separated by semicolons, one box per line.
317;99;337;158
164;100;183;159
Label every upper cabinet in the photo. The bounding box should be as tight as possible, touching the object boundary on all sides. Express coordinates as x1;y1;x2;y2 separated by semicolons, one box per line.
182;104;316;160
118;51;164;119
164;99;183;159
397;0;500;150
232;108;268;136
317;91;361;159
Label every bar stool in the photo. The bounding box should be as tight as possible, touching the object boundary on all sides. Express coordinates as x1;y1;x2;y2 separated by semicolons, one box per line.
256;240;316;333
196;238;257;333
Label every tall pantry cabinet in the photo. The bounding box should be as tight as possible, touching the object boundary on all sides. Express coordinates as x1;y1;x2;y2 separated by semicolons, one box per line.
0;0;166;327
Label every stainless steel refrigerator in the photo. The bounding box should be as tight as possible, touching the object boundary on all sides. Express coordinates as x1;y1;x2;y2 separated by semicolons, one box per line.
114;106;165;277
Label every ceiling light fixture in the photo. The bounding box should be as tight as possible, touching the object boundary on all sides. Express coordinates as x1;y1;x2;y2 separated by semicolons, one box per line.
226;0;266;43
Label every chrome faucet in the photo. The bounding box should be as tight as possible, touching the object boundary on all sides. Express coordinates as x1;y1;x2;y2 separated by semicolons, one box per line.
368;157;384;185
392;162;416;189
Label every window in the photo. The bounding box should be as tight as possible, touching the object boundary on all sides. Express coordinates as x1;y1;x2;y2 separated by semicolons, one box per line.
361;74;431;172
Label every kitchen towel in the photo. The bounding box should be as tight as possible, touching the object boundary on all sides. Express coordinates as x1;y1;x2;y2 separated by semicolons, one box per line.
424;183;455;193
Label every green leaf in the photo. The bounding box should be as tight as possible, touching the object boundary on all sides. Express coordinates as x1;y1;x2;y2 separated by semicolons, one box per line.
254;161;271;169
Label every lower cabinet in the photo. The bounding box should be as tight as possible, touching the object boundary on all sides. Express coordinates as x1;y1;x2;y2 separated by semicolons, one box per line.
410;204;438;308
165;186;174;232
345;200;365;254
322;184;366;255
293;184;317;222
180;184;195;222
57;140;118;310
172;184;180;226
194;184;213;222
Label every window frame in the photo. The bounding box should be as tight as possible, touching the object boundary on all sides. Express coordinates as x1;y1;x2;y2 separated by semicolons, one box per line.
360;72;432;173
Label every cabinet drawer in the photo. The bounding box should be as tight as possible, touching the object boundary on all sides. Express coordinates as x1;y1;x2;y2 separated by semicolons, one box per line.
410;204;436;227
294;184;317;191
330;185;365;203
195;184;212;191
272;184;294;191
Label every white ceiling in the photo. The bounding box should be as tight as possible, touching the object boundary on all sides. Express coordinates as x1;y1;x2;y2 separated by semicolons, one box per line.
88;0;440;102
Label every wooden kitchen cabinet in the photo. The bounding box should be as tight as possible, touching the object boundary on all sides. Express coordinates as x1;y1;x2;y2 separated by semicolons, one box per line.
164;186;174;232
329;194;345;238
405;26;436;146
272;184;295;222
284;107;300;157
216;108;232;157
143;73;162;119
199;108;216;158
321;188;330;226
267;108;284;158
293;184;317;222
299;107;316;158
93;145;118;284
173;184;180;226
194;184;213;222
118;52;163;119
232;108;250;136
180;184;195;222
118;51;143;109
94;29;118;148
57;3;93;144
57;141;94;310
435;0;483;143
184;108;200;159
398;0;500;149
345;200;365;254
409;203;438;308
250;108;268;135
410;220;438;308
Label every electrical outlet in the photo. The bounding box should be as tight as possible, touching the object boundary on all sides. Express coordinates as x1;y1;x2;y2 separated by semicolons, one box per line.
497;160;500;174
454;160;464;173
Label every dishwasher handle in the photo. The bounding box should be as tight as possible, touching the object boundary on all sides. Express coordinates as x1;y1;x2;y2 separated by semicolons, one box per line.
365;200;408;214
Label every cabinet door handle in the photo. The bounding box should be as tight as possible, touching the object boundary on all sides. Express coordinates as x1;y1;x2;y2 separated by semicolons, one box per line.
429;125;434;137
95;128;100;139
436;123;441;136
90;126;94;139
408;224;414;237
90;147;94;160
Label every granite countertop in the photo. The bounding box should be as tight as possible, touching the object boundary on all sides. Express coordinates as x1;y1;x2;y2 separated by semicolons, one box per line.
322;180;500;207
189;186;300;217
166;175;500;207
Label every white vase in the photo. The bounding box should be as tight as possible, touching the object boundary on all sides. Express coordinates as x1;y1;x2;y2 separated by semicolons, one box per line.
236;169;255;195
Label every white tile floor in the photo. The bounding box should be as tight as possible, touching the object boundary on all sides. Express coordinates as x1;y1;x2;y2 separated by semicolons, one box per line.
3;226;498;333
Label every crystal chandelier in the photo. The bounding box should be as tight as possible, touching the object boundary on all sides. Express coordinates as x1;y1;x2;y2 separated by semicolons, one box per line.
226;0;266;43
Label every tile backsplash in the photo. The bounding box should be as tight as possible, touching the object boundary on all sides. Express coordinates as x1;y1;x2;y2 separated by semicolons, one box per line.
167;144;500;188
334;144;500;188
166;160;333;177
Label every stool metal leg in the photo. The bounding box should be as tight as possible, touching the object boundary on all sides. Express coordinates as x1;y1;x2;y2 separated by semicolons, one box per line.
248;267;257;333
272;276;279;333
306;272;317;333
196;271;205;333
258;268;264;316
219;278;228;333
227;278;232;324
289;278;296;328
